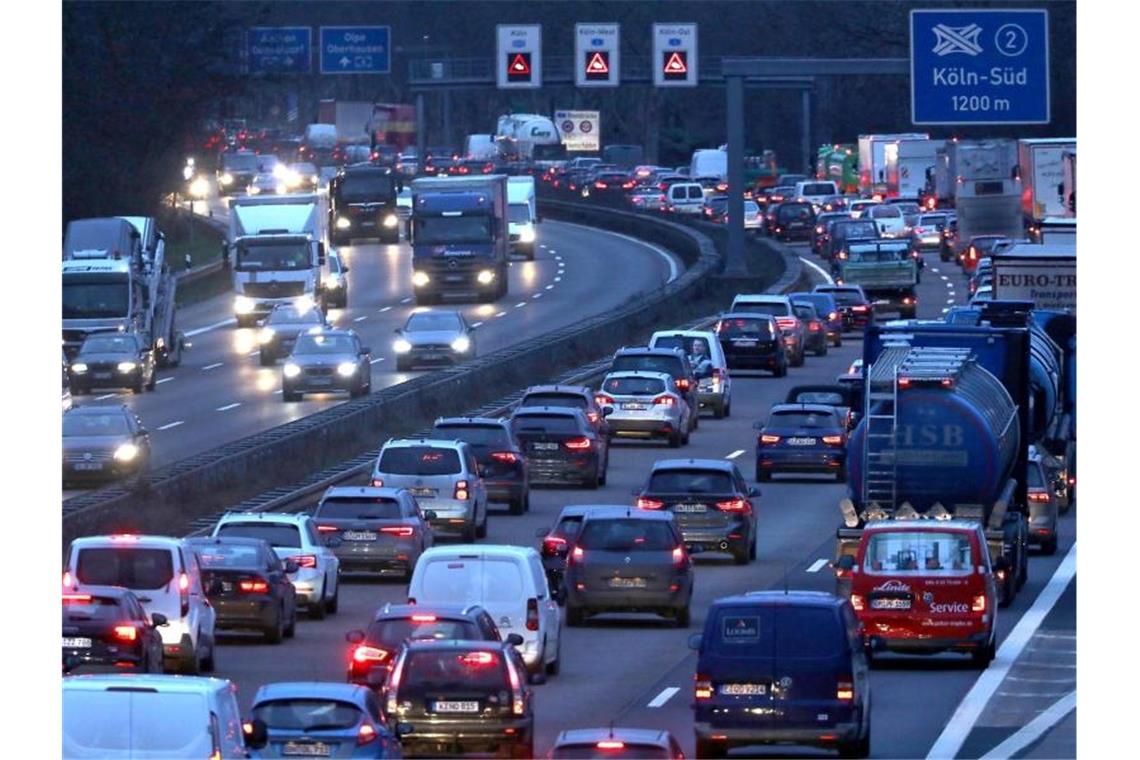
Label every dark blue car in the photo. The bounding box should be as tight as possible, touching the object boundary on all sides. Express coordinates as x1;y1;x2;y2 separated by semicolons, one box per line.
753;403;847;482
690;591;871;759
790;291;843;347
250;682;403;758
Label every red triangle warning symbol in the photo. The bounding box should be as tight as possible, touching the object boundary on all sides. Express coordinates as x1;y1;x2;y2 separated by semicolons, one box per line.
509;53;531;75
664;51;688;74
586;51;609;74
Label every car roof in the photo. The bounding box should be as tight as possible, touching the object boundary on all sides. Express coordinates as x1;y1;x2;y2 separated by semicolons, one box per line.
70;534;185;549
522;385;592;397
614;346;684;357
580;506;675;522
716;590;842;608
216;511;311;526
717;312;777;322
555;728;672;746
64;404;133;417
187;536;272;549
252;682;372;704
555;504;610;519
603;370;674;382
650;329;718;340
62;674;233;693
300;328;357;339
382;437;466;450
63;585;136;601
863;519;982;533
512;405;586;418
815;284;866;294
402;638;505;653
321;486;407;501
769;403;840;415
651;458;736;473
434;416;511;429
419;544;538;561
732;293;790;303
374;602;483;621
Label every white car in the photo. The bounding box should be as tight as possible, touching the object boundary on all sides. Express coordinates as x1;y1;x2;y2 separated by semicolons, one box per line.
64;534;217;674
666;182;706;215
867;204;907;237
211;512;341;619
648;329;732;419
848;199;881;218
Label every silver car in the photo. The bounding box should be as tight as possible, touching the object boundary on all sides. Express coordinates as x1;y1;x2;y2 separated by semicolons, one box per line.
393;310;476;371
281;329;372;401
596;371;691;447
371;439;489;542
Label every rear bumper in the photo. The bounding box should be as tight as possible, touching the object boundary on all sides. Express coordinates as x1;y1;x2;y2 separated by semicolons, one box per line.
391;716;533;754
608;414;678;438
526;456;597;485
332;543;417;573
695;720;862;746
758;450;845;472
865;629;992;654
211;598;277;630
724;352;784;370
567;580;690;611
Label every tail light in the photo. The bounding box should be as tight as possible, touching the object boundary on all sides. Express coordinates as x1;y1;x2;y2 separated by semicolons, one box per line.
595;181;607;189
506;655;526;715
838;251;848;260
63;571;73;589
675;378;692;392
63;594;92;603
836;680;854;701
716;498;750;513
113;624;138;642
238;579;270;593
822;435;844;446
972;594;987;612
1028;490;1051;503
291;555;318;569
852;305;869;312
490;451;519;464
828;311;839;321
653;394;676;406
969;247;978;261
914;227;926;235
178;572;191;617
461;651;497;667
454;480;470;500
597;740;626;750
371;478;384;487
386;654;406;715
542;536;567;555
760;434;781;444
526;598;540;631
809;322;821;331
571;545;585;563
850;594;865;611
902;296;916;305
352;645;390;665
694;675;714;700
357;723;377;746
317;525;338;533
672;545;688;567
381;526;416;537
595;393;615;407
564;437;592;450
775;317;796;331
637;496;665;510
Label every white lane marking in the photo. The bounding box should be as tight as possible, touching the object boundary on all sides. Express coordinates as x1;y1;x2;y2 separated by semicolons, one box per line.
926;543;1077;760
515;302;527;308
726;450;745;459
558;221;681;283
185;318;236;338
400;297;412;304
940;275;949;281
370;357;385;364
1034;633;1077;640
274;389;283;394
799;256;834;284
549;249;557;254
648;686;680;708
532;293;543;299
202;362;224;371
539;244;547;249
945;281;953;288
946;299;955;304
545;284;554;290
379;306;392;313
155;377;173;385
948;291;956;296
157;421;185;430
554;276;562;282
495;311;507;318
979;691;1076;760
472;321;484;328
247;351;259;357
1005;676;1078;684
942;308;950;313
354;316;368;322
216;402;241;411
807;559;829;573
95;393;118;401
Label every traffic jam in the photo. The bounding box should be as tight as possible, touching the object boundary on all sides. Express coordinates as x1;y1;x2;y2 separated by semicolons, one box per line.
59;4;1079;760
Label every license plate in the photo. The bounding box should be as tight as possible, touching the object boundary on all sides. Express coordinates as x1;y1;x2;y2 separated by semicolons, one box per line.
409;488;437;498
608;577;648;589
622;402;648;410
282;742;332;757
533;442;559;451
343;530;377;541
220;581;233;592
445;275;465;282
721;683;767;696
74;463;104;471
62;637;92;649
788;437;817;446
308;378;332;386
433;700;479;713
673;503;707;513
93;372;112;380
871;597;912;610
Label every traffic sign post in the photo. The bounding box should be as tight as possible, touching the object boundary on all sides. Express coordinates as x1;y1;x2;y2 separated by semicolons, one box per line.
247;27;311;74
910;9;1049;124
497;25;542;89
653;23;698;87
319;26;391;75
576;24;620;87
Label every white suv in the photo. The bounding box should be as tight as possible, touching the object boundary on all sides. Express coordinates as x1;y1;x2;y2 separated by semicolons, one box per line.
648;329;733;419
211;512;341;619
64;534;217;674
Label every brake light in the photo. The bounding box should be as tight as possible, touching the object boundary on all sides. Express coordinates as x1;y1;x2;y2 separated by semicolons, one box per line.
506;655;525;715
317;525;338;533
595;393;615;407
564;437;592;450
653;394;676;406
850;594;865;611
352;645;389;664
371;478;384;487
972;594;987;612
852;305;869;312
178;572;191;617
526;598;540;631
716;498;750;513
828;311;838;320
381;526;416;537
822;435;844;446
63;571;73;589
542;536;566;555
454;480;470;501
63;594;92;603
461;651;497;667
675;378;691;391
695;676;714;700
113;625;138;642
410;614;438;623
239;579;270;593
595;181;607;189
571;546;585;563
760;434;781;444
672;545;688;567
637;497;665;510
291;555;318;569
357;723;377;746
490;451;519;464
1028;490;1051;503
837;680;854;701
775;317;797;331
111;534;139;542
386;654;405;714
809;322;821;331
597;741;626;750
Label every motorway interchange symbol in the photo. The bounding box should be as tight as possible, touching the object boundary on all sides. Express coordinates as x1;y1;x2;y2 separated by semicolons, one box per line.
932;23;984;56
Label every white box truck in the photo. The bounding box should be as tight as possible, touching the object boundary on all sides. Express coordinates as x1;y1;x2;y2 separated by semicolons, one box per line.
507;176;538;260
1017;138;1076;238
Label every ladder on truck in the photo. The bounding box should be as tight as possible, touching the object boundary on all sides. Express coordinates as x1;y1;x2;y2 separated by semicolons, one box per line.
862;346;973;510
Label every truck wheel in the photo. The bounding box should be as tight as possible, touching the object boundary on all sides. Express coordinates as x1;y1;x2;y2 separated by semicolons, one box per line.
383;229;400;245
508;492;527;516
283;389;300;402
259;350;275;367
816;343;828;357
146;370;157;391
902;308;917;319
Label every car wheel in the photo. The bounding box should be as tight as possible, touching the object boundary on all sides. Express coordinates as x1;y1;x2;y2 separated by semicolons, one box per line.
509;492;526;516
462;521;477;543
837;464;848;483
732;544;750;565
681;428;690;446
1041;534;1058;556
132;376;145;394
749;534;758;560
971;635;996;669
598;462;608;486
349;381;363;399
566;604;585;627
259;350;275;367
180;644;200;675
757;468;772;483
724;400;731;418
838;725;872;759
283;389;300;402
713;401;725;420
475;508;488;539
284;603;297;638
325;576;340;614
792;350;805;368
695;738;726;759
309;596;327;620
546;635;561;676
775;363;788;378
675;605;691;628
668;429;682;448
816;343;828;357
265;607;284;644
146;370;157;391
691;410;699;431
199;635;215;673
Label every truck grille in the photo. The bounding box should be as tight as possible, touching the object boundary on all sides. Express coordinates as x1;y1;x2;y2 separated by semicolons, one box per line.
243;281;306;298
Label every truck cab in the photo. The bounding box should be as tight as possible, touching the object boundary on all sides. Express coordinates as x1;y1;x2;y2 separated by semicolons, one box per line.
837;240;918;318
328;165;402;245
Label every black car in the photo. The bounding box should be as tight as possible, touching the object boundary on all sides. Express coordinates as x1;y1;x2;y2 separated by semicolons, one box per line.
510;406;609;488
812;211;851;255
790;291;843;348
345;603;518;688
328;164;402;245
313;486;434;578
634;459;759;565
610;347;699;431
563;507;695;628
258;303;328;365
536;505;597;592
68;333;156;394
714;313;787;375
517;384;610;440
826;219;880;266
62;586;165;674
793;302;830;357
188;536;299;643
754;403;848;482
62;405;150;485
769;201;815;241
813;284;873;330
282;329;372;401
384;639;535;758
432;417;530;515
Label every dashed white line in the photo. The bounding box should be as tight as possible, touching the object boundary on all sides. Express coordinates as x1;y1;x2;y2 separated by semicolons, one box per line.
155;377;173;385
647;687;680;708
946;298;955;304
807;558;829;573
95;393;118;401
549;249;557;254
247;351;259;357
472;321;483;328
945;281;953;288
156;421;185;431
940;275;949;281
515;302;527;308
202;362;224;371
539;244;547;249
554;276;562;283
185;318;236;338
495;311;507;318
216;402;241;412
942;307;951;313
354;316;368;322
545;284;554;290
273;389;282;395
532;293;543;299
379;306;392;313
726;449;745;459
400;297;412;304
370;357;385;364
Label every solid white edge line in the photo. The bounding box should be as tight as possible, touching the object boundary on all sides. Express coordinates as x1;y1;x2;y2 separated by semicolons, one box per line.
370;358;384;364
95;393;117;401
806;558;829;573
978;690;1077;760
725;449;745;459
556;220;681;284
216;402;241;411
156;421;184;430
798;256;834;285
648;686;680;708
155;377;173;384
379;306;392;312
926;543;1077;760
185;318;236;338
202;362;223;371
354;316;368;322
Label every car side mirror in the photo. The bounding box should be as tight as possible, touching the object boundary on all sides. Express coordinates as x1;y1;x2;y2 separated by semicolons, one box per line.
396;723;415;738
283;559;300;574
243;718;269;750
601;405;614;418
752;421;764;430
341;265;350;273
687;633;703;651
506;633;525;646
150;613;168;627
207;579;225;596
534;527;549;538
346;629;366;644
317;242;326;265
748;486;760;497
360;346;371;355
835;555;855;571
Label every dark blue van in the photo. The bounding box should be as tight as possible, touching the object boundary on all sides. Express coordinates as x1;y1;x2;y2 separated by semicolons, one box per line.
689;591;871;758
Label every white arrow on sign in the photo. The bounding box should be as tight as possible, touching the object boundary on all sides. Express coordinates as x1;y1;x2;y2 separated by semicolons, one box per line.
340;56;351;67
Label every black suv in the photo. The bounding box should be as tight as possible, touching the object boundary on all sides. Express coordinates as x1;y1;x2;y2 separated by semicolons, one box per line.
385;639;535;758
510;406;609;488
517;385;610;440
62;586;166;674
813;284;873;331
329;165;402;245
610;347;699;431
714;313;788;376
432;417;530;515
634;459;759;565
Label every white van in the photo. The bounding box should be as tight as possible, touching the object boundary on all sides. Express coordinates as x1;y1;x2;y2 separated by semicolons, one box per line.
64;534;217;674
648;329;733;418
794;180;839;210
508;176;538;260
63;674;262;759
690;149;727;180
667;182;706;215
407;544;563;680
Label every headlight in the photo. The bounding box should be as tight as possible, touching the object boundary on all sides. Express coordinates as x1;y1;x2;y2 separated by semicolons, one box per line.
311;175;319;184
272;164;288;179
294;294;315;311
476;269;495;285
519;226;536;243
336;216;352;229
248;185;261;195
276;183;288;195
337;362;357;377
70;363;88;373
411;271;430;287
257;328;275;344
394;339;412;354
383;214;399;228
113;443;139;462
323;275;342;289
234;296;255;315
451;336;471;353
220;173;234;185
283;363;301;378
189;177;210;198
117;362;138;373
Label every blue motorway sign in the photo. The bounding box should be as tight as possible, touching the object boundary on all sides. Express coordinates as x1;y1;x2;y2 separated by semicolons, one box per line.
247;27;311;74
320;26;391;75
910;9;1049;125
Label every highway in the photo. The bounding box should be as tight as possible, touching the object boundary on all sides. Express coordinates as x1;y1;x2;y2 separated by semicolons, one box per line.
191;243;1076;757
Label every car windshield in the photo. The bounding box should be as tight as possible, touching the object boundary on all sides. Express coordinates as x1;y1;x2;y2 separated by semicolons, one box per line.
403;650;510;691
578;519;675;552
511;415;583;435
793;305;818;320
553;745;671;759
406;312;463;332
378;447;462;475
833;221;879;240
972;238;1006;253
819;289;865;306
732;301;788;317
215;523;302;549
413;216;492;245
63;412;130;436
870;205;902;219
611;355;681;377
192;543;262;568
339;173;395;201
292;163;317;176
863;530;975;574
62;593;126;621
602;376;667;396
847;243;910;262
317;498;403;520
792;391;845;405
223;153;259;171
792;295;833;316
716;318;775;338
647;469;734;494
80;335;138;354
235;242;310;271
432;425;511;450
799;183;835;196
62;276;130;320
253;699;362;731
776;204;813;222
768;410;839;428
919;214;948;226
508;204;531;223
521;393;588;410
268;307;322;326
1027;463;1045;488
711;607;845;659
369;618;481;647
75;548;174;590
293;334;356;354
